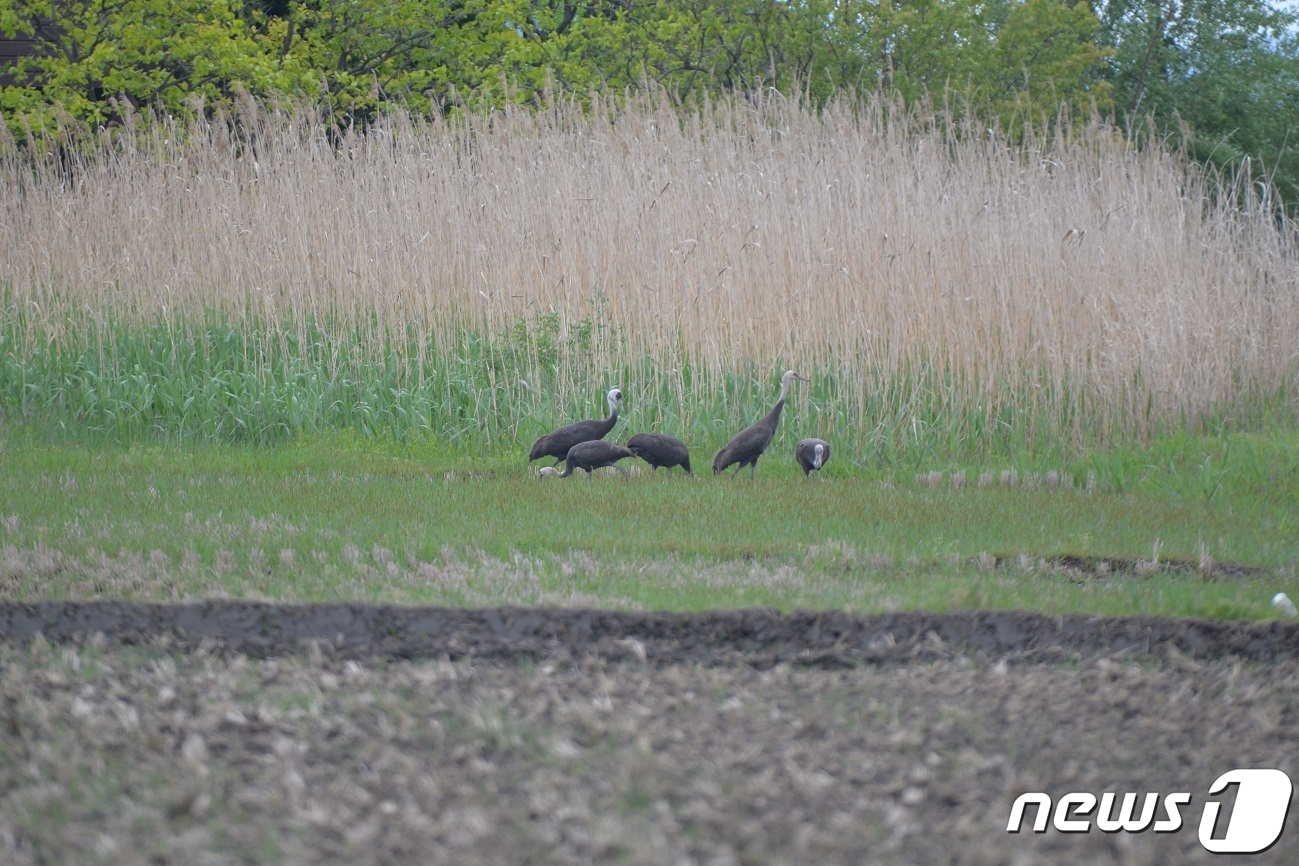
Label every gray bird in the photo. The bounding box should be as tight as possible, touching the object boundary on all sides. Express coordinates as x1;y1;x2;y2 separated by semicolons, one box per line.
529;388;622;466
538;440;638;478
627;432;694;476
713;370;809;479
795;438;831;477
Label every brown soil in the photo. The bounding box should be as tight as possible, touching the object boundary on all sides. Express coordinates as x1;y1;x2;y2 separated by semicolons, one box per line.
3;602;1298;665
1;603;1297;865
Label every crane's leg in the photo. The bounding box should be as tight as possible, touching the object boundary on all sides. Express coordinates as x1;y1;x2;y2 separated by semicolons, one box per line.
749;461;757;480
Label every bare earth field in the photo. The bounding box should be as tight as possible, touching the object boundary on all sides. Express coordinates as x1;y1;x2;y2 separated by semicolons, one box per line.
2;603;1297;865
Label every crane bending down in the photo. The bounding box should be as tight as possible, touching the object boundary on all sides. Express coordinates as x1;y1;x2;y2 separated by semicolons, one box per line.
713;370;809;479
529;388;623;466
538;440;638;478
626;432;694;476
795;438;831;477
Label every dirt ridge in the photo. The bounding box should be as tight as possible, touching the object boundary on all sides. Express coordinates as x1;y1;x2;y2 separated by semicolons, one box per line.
2;601;1297;666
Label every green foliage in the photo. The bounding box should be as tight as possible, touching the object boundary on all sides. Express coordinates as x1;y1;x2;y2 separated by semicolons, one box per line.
1;433;1296;617
1094;0;1299;207
6;0;1293;208
0;0;307;132
525;0;1113;127
989;0;1112;126
2;307;1294;476
273;0;558;118
1;1;1114;129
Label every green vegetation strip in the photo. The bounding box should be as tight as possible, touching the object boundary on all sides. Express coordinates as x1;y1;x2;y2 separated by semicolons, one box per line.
1;435;1295;620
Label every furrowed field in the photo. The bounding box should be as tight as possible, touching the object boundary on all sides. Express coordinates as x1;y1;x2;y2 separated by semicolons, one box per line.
3;93;1299;865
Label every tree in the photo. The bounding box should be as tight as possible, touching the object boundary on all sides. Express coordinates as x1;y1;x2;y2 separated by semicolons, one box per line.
503;1;838;102
509;0;1111;121
0;0;307;131
988;0;1112;126
5;0;1290;213
269;0;552;118
1093;0;1299;207
812;0;1111;127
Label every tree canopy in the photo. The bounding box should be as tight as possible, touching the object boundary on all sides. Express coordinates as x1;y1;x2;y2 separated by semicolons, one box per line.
2;0;1296;207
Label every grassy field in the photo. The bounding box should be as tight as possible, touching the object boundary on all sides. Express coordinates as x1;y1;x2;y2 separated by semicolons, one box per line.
2;91;1298;620
2;429;1296;618
3;94;1299;866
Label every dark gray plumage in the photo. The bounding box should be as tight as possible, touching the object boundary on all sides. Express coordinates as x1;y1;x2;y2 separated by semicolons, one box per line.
795;438;831;477
529;388;622;465
626;432;694;476
539;440;638;478
712;370;809;479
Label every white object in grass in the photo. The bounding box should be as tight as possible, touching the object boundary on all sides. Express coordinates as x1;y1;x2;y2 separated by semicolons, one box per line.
1272;592;1297;616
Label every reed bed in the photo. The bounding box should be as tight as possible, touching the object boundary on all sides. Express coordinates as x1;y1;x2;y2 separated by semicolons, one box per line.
2;91;1297;456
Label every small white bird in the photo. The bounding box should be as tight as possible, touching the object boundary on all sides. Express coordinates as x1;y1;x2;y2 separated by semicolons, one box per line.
1272;592;1297;616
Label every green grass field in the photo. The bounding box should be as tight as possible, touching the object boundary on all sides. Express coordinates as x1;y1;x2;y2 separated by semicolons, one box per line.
3;428;1296;619
3;95;1298;622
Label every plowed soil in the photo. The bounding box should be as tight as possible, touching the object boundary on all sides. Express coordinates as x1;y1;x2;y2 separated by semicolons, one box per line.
2;603;1297;865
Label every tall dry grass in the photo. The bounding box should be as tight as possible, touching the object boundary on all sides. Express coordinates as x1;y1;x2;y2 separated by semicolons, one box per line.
2;90;1297;449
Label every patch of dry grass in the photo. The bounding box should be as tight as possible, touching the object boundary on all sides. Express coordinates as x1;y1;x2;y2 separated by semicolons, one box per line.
3;91;1296;444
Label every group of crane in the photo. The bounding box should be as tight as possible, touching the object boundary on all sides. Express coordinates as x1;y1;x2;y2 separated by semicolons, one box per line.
530;370;831;480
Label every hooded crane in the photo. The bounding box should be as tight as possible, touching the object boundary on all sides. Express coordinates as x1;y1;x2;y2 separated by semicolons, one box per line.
795;438;831;477
538;440;638;478
626;432;694;476
529;388;623;466
713;370;809;479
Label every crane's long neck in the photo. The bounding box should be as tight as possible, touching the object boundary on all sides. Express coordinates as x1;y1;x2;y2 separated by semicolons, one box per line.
763;396;786;432
596;400;619;437
765;375;797;431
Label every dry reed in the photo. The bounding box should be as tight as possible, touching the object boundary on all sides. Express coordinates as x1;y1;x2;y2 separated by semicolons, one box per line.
3;90;1297;445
